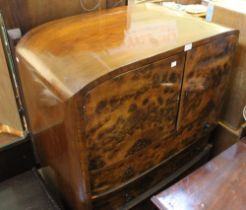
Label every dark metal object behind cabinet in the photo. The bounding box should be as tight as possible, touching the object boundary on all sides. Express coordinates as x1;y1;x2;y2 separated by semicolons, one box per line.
0;12;36;181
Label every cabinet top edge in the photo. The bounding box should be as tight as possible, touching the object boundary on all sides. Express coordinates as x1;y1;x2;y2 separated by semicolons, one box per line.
16;3;237;101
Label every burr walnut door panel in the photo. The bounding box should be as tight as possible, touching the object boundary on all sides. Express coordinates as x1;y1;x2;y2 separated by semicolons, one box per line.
84;53;185;194
178;35;237;130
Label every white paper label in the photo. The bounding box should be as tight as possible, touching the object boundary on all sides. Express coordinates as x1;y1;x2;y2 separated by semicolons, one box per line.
7;28;22;40
184;43;192;51
171;61;177;68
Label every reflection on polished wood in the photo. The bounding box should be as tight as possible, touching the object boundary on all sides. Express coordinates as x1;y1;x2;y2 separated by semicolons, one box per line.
152;140;246;210
16;4;238;210
17;4;236;101
177;34;237;129
136;0;201;5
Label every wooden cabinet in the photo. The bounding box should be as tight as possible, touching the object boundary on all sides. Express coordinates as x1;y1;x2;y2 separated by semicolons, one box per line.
209;0;246;130
178;34;237;129
15;4;238;210
85;54;184;183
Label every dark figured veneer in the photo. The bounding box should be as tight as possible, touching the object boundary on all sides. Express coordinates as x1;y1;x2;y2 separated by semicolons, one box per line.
15;4;238;210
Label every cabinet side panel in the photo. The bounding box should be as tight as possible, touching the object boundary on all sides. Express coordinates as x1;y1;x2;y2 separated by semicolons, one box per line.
16;56;90;210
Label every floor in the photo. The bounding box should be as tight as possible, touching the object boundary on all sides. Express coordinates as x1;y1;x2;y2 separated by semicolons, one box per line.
0;170;62;210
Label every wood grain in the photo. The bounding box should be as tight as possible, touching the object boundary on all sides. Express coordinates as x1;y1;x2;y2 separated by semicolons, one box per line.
152;141;246;210
177;34;237;130
89;119;209;196
93;137;210;210
85;54;184;171
85;53;186;195
15;4;238;210
16;4;236;101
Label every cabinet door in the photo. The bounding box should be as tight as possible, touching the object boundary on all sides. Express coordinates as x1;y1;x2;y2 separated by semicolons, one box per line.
84;53;185;194
177;35;237;130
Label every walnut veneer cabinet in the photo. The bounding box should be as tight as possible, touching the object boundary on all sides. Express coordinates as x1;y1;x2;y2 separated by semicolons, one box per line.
210;1;246;125
15;4;238;210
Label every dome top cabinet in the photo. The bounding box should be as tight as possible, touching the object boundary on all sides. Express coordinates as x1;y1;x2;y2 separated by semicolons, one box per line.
16;4;238;210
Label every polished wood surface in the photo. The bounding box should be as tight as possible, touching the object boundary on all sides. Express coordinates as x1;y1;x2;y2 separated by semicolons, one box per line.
210;0;246;130
86;53;185;194
16;4;238;210
16;4;235;101
93;139;211;210
0;0;126;33
152;140;246;210
0;32;22;131
136;0;201;5
178;34;237;129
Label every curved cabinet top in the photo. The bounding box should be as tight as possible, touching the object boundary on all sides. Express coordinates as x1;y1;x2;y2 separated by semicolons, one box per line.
16;3;235;101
